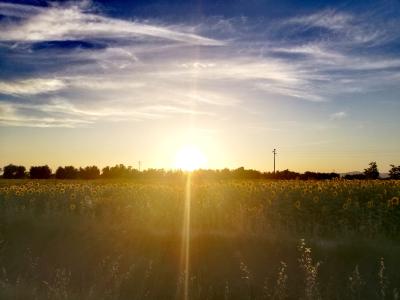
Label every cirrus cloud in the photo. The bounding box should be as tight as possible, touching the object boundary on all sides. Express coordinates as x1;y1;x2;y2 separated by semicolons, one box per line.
0;1;399;128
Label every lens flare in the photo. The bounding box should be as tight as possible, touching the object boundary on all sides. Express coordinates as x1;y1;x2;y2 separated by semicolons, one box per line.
177;173;192;300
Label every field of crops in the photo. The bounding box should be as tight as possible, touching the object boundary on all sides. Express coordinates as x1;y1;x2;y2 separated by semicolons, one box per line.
0;179;399;299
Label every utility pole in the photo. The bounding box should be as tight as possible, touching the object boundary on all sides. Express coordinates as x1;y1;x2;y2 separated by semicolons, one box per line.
138;161;141;172
272;148;277;174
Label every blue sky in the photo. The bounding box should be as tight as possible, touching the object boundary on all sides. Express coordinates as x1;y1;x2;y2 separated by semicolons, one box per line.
0;0;399;172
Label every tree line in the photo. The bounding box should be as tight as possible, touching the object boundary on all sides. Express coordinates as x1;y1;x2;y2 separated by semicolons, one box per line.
1;161;399;180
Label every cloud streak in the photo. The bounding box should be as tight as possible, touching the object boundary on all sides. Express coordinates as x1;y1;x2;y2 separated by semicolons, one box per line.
0;2;223;46
0;78;65;96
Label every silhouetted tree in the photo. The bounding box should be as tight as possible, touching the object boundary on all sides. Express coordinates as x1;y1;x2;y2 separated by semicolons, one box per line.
220;168;231;179
79;166;100;179
344;174;366;180
267;169;300;180
56;166;79;179
0;163;360;181
101;164;139;179
232;167;262;179
141;168;166;179
364;161;379;179
389;164;400;180
3;164;26;179
30;165;52;179
300;171;340;180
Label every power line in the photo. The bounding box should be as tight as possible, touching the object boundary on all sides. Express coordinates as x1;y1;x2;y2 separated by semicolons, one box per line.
272;148;277;174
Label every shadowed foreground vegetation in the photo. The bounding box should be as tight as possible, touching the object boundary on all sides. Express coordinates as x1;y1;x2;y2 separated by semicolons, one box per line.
0;179;399;299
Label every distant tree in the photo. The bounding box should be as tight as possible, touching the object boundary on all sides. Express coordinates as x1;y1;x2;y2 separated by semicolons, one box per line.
30;165;52;179
220;168;231;179
232;167;262;179
141;168;166;179
389;164;400;180
101;166;110;178
269;169;300;180
101;164;138;179
56;166;79;179
300;171;340;180
55;167;64;179
364;161;379;179
344;174;366;180
3;164;26;179
79;166;100;179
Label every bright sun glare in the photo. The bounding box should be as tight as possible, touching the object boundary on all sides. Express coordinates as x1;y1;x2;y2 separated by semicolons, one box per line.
175;145;207;171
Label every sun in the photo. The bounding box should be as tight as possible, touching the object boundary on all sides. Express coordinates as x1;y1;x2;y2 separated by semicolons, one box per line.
175;145;207;171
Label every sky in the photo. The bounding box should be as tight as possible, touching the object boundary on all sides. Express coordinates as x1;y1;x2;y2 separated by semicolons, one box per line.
0;0;399;172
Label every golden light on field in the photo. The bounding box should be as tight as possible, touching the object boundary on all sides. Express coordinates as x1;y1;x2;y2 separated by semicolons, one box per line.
174;145;207;171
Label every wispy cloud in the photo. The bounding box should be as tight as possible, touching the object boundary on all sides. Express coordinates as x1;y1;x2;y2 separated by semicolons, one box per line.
330;111;348;120
282;8;395;46
0;79;65;95
0;1;399;128
0;2;44;18
0;102;92;128
0;2;223;46
285;9;353;31
0;96;215;128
